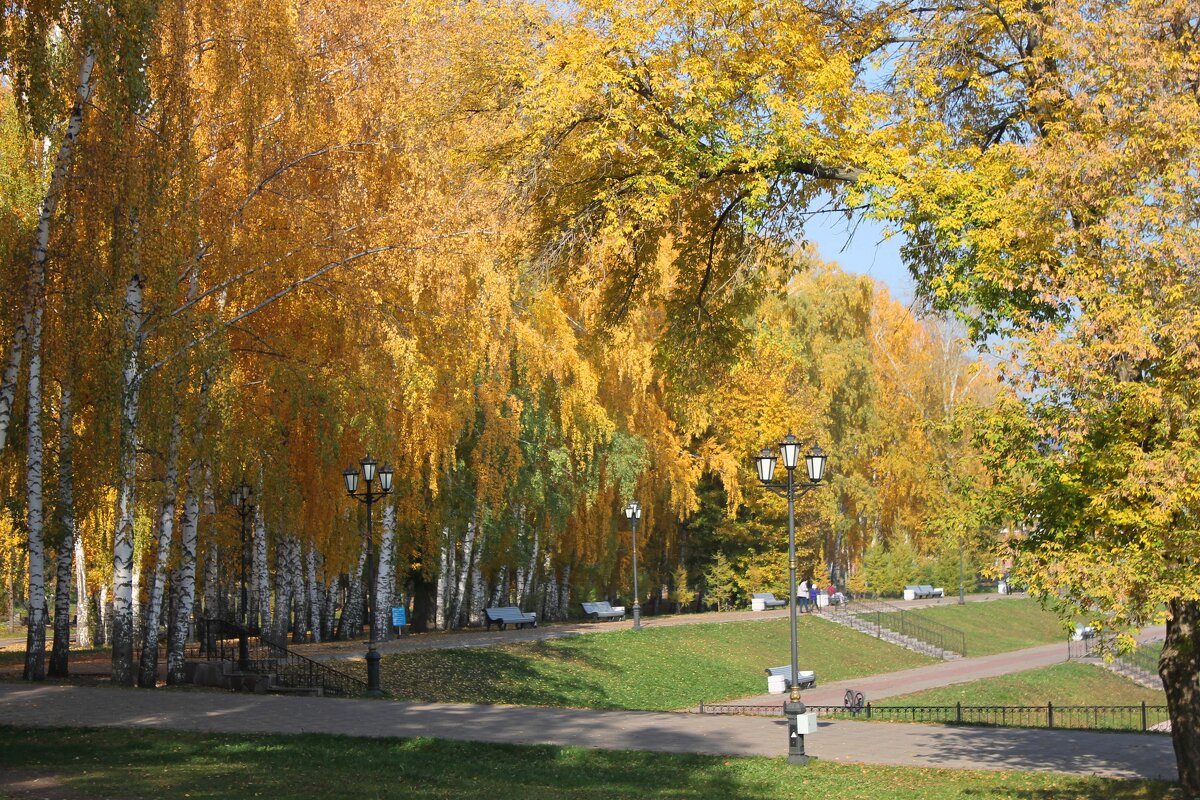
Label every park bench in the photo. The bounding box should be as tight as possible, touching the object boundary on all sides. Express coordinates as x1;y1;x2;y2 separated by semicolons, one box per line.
1072;623;1098;640
484;606;538;631
750;592;788;611
903;585;946;600
764;665;817;693
580;601;626;622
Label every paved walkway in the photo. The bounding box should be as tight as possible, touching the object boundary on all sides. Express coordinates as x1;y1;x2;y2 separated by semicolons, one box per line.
291;592;1026;662
0;684;1176;780
721;625;1168;709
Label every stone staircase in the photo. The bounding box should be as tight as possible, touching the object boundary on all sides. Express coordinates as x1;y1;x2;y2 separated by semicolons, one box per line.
824;599;967;660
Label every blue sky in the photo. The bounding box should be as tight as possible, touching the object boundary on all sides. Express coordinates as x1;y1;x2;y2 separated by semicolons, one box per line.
802;213;915;304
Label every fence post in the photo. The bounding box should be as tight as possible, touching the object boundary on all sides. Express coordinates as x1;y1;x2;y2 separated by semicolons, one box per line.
1048;701;1054;729
867;702;872;719
956;701;962;724
700;701;704;714
1142;701;1147;731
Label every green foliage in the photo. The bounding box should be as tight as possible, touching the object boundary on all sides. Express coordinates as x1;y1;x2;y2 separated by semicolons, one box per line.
861;539;920;597
701;552;740;612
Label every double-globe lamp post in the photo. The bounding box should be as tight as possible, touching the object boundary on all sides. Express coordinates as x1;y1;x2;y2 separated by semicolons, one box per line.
755;433;829;765
624;501;643;631
342;454;393;696
229;483;254;672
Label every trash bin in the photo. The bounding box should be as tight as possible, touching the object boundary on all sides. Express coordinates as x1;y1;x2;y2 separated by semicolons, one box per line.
767;674;787;694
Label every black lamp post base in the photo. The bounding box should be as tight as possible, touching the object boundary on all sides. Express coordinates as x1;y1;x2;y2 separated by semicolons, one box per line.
365;648;383;696
784;700;811;765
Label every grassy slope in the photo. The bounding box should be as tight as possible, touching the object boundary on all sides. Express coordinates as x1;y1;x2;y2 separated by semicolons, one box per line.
892;599;1070;656
885;662;1167;707
345;617;933;710
0;726;1181;800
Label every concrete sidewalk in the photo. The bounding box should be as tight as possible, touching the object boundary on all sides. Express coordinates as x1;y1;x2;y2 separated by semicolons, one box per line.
0;684;1177;781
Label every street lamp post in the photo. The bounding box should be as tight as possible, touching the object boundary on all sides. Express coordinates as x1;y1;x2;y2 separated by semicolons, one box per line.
754;433;829;765
623;502;643;631
228;483;254;672
341;453;393;696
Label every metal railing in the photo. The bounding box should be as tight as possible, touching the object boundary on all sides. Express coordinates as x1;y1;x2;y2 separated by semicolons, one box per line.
828;598;967;658
1067;633;1162;687
697;700;1170;732
194;618;369;698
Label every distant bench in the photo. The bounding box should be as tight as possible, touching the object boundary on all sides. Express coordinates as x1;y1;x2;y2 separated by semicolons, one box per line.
764;665;817;691
581;601;626;622
751;592;788;611
484;606;538;631
903;584;945;601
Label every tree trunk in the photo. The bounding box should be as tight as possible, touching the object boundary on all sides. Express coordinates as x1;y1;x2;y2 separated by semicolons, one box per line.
435;529;450;630
0;48;96;452
138;410;183;687
111;273;146;686
338;545;368;640
1161;597;1200;795
290;538;305;643
556;563;571;622
48;381;77;676
202;543;219;620
452;521;473;628
306;547;320;643
373;503;397;641
271;535;293;642
167;489;200;685
252;508;269;632
468;532;485;627
320;575;336;642
22;294;46;681
98;583;109;646
74;535;91;648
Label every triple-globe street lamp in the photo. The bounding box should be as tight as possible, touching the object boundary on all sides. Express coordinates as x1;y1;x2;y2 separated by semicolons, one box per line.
342;453;393;696
754;433;829;765
228;483;254;672
623;501;643;631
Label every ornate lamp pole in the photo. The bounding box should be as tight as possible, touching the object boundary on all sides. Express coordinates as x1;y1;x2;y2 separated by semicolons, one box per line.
624;501;643;631
228;483;253;672
341;454;393;696
754;434;829;765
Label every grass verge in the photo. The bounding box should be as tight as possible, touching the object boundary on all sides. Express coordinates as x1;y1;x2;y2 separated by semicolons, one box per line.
889;599;1070;656
886;661;1166;708
0;725;1182;800
338;616;933;710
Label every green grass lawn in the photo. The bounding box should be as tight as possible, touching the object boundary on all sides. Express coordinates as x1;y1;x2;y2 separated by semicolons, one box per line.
340;617;933;711
0;726;1181;800
886;662;1167;708
886;599;1071;656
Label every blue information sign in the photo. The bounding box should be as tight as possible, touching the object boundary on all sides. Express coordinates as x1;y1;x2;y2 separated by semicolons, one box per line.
391;607;407;628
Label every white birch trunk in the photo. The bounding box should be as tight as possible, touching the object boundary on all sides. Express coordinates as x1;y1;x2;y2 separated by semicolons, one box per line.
167;489;200;685
49;381;77;676
202;543;219;620
373;504;397;640
306;547;320;643
490;566;507;607
111;273;145;686
0;48;96;452
541;557;558;622
452;520;475;628
271;535;292;642
132;550;143;645
435;530;449;630
468;534;485;627
98;583;109;647
519;529;540;609
290;538;305;643
320;576;336;642
74;536;91;647
337;545;368;639
22;298;45;681
253;508;269;631
138;409;182;687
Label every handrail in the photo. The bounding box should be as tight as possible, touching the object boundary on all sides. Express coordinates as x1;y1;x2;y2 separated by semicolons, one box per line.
698;701;1170;732
828;597;968;658
195;618;369;698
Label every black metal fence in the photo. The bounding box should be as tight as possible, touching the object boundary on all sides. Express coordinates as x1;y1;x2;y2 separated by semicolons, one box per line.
697;700;1170;732
829;598;968;658
194;618;369;698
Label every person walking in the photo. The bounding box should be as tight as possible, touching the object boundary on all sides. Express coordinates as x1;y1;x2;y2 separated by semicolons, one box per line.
797;578;809;613
809;580;820;613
